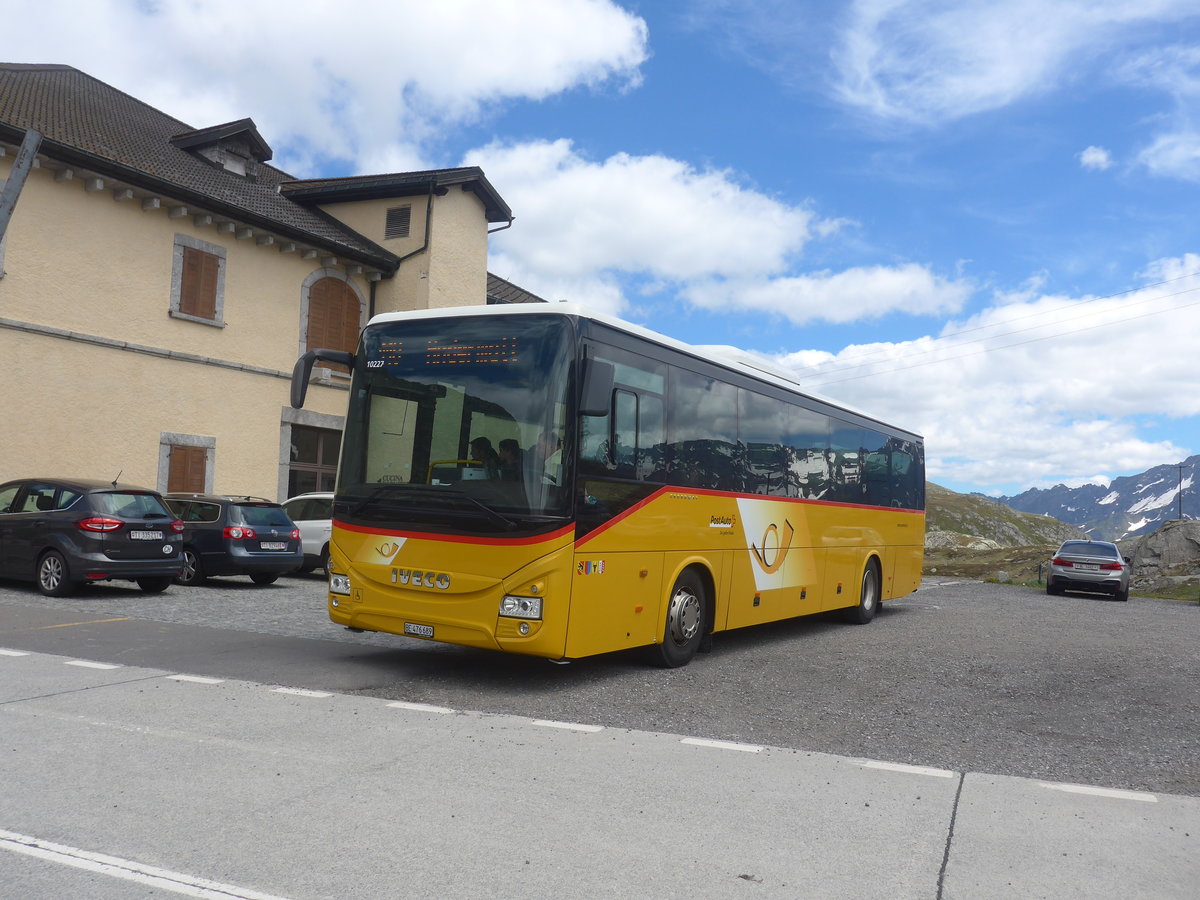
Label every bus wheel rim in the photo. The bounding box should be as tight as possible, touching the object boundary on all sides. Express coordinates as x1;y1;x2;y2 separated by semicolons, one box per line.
668;586;701;645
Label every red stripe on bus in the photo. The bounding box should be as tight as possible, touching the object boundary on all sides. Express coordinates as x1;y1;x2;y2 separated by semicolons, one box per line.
573;486;924;548
334;520;575;547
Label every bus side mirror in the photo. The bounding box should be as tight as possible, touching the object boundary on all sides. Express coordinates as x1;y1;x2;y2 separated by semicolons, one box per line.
580;358;614;417
291;348;356;408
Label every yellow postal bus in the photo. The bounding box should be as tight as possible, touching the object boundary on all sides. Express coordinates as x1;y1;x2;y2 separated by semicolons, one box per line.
292;303;924;667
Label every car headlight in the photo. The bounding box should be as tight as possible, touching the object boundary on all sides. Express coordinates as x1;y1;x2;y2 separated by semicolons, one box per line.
499;594;542;620
330;573;351;595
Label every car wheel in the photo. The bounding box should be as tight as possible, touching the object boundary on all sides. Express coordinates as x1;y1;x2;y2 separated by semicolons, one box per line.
177;548;205;586
37;550;77;597
1046;581;1063;596
845;559;880;624
250;573;279;586
318;543;330;575
1115;588;1129;602
136;577;172;594
651;568;707;668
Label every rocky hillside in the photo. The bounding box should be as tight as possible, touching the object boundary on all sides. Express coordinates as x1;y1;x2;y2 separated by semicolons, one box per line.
926;482;1085;549
922;484;1200;590
998;453;1199;541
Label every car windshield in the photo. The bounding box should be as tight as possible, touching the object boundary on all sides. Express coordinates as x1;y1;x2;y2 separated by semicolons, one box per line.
1059;541;1118;558
337;314;574;534
235;504;294;527
92;491;172;518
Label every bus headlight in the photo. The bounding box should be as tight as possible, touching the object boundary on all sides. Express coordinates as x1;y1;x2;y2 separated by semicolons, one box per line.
330;573;351;595
499;594;542;620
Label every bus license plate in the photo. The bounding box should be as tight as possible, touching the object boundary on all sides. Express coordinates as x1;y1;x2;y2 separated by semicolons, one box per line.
130;530;163;540
404;623;434;638
261;541;287;550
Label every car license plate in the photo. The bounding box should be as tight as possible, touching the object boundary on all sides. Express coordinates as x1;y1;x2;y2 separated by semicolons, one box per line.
404;622;434;638
1076;563;1099;571
130;530;164;540
261;541;288;550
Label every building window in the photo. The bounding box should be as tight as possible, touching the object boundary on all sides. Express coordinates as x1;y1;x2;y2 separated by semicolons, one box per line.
385;205;412;239
303;274;363;373
170;234;226;325
158;433;215;494
288;425;340;495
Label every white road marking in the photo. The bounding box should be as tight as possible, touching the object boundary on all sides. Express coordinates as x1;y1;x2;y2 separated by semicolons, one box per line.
859;760;957;778
1039;782;1158;802
387;700;454;714
532;719;604;732
166;675;225;684
271;687;333;698
0;648;31;656
0;828;293;899
65;660;121;670
681;737;764;753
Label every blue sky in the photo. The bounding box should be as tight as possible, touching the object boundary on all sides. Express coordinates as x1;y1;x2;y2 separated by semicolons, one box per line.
9;0;1200;496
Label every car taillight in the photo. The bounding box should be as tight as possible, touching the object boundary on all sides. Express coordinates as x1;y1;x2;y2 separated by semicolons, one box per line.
77;516;123;532
170;519;185;533
291;528;301;540
1051;557;1070;567
224;526;257;540
1100;562;1124;571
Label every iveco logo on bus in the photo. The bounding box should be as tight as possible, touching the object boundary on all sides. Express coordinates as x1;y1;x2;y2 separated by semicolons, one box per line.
393;568;451;590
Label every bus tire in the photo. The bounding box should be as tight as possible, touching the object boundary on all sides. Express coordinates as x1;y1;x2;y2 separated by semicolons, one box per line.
652;568;707;668
846;559;880;625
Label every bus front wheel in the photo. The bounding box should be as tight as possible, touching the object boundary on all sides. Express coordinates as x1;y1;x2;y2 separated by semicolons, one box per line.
846;559;880;625
653;569;707;668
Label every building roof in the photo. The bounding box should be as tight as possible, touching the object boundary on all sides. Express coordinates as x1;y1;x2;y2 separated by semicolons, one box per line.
486;273;547;304
0;64;513;275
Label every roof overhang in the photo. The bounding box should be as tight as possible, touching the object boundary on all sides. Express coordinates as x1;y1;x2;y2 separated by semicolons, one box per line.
281;167;513;224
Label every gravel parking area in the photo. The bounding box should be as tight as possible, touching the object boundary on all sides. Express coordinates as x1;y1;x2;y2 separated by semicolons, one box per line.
2;573;1198;797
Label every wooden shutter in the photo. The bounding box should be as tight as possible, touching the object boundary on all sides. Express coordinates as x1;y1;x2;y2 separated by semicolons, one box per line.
180;247;219;319
307;278;360;372
168;445;207;493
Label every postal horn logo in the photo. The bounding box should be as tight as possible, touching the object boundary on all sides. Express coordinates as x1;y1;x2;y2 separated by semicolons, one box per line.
750;519;794;574
376;541;400;559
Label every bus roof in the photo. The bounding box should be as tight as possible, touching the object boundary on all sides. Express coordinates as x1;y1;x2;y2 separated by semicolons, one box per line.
366;302;923;441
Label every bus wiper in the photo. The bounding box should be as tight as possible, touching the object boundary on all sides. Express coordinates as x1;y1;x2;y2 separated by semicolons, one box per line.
350;484;425;515
442;491;520;530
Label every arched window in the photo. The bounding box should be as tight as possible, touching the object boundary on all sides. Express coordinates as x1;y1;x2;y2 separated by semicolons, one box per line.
305;275;362;372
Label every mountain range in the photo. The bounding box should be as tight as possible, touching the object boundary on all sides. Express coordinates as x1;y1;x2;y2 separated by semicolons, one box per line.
995;453;1199;541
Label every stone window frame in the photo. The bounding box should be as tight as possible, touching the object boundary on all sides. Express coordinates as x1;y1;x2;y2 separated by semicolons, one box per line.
298;267;366;375
169;233;227;326
157;432;216;494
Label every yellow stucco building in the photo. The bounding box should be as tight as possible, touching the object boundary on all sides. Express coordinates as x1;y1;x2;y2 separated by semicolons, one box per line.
0;63;539;499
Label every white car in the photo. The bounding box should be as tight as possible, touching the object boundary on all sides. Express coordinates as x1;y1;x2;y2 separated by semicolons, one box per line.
281;492;333;574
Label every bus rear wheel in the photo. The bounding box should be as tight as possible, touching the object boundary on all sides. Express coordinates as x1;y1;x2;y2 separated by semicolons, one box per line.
652;569;707;668
846;559;880;625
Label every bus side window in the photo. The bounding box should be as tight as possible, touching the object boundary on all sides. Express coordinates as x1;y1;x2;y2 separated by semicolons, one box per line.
612;390;638;476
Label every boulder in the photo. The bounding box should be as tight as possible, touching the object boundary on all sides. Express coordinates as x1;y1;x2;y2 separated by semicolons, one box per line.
1128;520;1200;583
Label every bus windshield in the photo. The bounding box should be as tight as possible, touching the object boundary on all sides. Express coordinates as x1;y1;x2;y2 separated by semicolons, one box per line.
337;313;575;534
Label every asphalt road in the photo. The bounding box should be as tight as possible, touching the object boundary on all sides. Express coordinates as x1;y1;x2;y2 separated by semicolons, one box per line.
1;573;1198;798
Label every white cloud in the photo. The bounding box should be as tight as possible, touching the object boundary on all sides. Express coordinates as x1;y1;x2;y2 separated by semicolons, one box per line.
681;264;971;325
470;138;830;314
1137;130;1200;181
829;0;1198;125
762;256;1200;492
3;0;649;174
1079;146;1114;171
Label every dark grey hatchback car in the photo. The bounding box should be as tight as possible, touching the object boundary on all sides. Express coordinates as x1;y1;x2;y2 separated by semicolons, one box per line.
164;494;302;586
0;478;184;596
